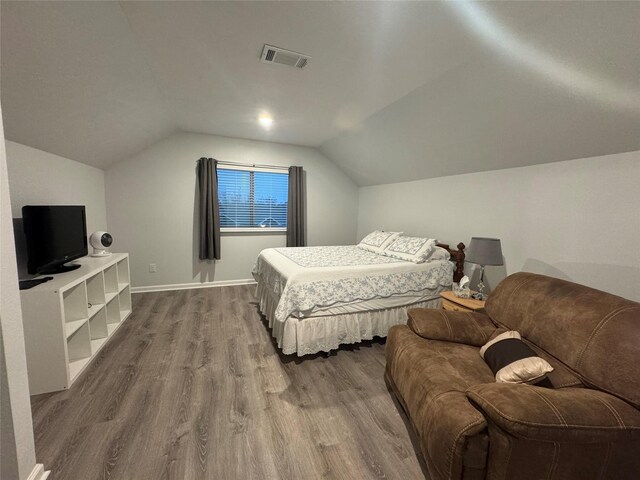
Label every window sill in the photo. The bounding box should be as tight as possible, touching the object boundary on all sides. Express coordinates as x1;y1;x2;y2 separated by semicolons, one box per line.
221;228;287;234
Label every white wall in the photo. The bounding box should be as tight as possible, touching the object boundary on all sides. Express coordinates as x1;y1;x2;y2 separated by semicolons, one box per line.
0;108;39;479
105;132;359;288
358;151;640;301
6;141;108;236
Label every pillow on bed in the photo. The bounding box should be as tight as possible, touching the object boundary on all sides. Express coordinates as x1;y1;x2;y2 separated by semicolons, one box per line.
357;230;402;254
382;236;437;263
428;246;450;262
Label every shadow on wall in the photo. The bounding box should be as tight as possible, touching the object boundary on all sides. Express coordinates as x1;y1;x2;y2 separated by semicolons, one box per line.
192;173;216;283
521;259;573;282
522;259;639;301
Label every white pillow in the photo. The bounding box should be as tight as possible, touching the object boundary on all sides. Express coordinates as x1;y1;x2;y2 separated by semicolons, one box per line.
383;236;437;263
357;230;401;254
426;246;450;262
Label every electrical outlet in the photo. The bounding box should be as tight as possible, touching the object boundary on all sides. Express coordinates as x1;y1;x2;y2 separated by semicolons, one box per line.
149;263;157;273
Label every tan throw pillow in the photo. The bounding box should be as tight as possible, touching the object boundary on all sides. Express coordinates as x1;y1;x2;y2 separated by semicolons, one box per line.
480;331;554;386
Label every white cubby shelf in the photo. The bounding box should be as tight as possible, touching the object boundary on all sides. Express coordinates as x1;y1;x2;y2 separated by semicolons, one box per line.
20;253;132;395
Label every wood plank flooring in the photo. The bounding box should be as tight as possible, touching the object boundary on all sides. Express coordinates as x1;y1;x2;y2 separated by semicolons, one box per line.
31;285;428;479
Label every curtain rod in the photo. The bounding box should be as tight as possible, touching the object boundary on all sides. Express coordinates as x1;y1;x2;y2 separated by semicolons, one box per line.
198;159;289;171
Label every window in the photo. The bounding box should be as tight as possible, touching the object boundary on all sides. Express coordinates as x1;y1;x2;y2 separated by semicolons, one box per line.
218;166;288;232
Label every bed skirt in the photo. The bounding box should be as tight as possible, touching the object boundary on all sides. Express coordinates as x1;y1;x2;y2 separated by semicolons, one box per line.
256;283;442;356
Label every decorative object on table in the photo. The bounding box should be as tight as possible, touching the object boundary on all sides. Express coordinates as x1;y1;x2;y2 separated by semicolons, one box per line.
89;231;113;256
465;237;503;300
453;275;471;298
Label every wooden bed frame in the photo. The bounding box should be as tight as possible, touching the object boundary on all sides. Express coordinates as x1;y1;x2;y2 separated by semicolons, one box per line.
436;242;466;283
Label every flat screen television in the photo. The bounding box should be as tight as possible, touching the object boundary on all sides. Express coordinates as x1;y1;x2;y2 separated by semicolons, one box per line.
22;205;88;275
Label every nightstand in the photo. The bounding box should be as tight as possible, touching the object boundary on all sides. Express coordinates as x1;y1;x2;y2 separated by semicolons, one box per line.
440;290;486;313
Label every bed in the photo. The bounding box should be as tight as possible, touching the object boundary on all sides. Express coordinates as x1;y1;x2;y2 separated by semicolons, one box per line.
252;240;466;356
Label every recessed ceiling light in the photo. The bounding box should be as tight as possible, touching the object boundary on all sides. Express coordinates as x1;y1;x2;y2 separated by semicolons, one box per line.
258;114;273;129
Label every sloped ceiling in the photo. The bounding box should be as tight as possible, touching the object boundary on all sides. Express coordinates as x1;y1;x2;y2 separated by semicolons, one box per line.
0;2;175;168
1;1;639;184
321;2;640;185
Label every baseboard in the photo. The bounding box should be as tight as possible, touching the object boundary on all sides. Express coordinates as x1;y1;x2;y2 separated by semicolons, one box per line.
131;278;256;294
27;464;50;480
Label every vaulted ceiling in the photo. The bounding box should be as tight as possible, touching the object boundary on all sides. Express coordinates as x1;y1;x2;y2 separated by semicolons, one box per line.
2;1;639;185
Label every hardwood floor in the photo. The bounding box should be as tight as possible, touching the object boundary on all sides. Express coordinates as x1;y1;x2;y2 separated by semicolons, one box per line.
31;285;427;479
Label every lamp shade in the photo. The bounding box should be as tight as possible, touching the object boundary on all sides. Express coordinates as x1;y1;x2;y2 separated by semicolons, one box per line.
466;237;503;266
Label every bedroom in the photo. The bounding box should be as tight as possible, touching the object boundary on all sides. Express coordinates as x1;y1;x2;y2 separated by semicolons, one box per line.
1;1;638;479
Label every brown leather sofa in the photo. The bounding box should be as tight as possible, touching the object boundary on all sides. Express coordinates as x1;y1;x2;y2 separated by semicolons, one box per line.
385;272;640;480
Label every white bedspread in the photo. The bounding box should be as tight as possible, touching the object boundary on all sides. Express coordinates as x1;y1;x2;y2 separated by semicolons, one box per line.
252;245;453;323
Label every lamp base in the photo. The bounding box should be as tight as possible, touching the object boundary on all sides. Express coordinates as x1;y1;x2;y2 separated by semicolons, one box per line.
476;265;487;299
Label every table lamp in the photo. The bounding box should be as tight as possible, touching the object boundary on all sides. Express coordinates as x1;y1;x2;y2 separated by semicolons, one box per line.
466;237;503;300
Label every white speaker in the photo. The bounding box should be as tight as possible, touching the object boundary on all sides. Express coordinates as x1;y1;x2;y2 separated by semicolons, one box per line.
90;231;113;257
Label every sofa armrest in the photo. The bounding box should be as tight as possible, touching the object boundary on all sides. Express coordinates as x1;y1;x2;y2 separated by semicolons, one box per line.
466;383;640;443
407;308;497;346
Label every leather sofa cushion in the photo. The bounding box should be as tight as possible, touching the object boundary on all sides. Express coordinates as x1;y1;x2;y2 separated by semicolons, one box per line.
386;325;490;480
485;272;640;407
487;328;583;388
407;308;497;346
467;383;640;443
526;341;583;388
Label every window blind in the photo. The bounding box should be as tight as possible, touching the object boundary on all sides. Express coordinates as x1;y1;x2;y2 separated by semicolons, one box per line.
218;167;288;229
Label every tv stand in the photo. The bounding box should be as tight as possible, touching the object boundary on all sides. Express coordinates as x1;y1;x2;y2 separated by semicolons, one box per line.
38;262;82;275
20;253;132;394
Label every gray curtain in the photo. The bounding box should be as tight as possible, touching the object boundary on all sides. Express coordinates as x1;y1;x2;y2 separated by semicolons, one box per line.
197;157;221;260
286;166;306;247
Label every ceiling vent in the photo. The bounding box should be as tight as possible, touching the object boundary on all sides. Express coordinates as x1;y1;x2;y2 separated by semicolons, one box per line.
261;44;310;69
